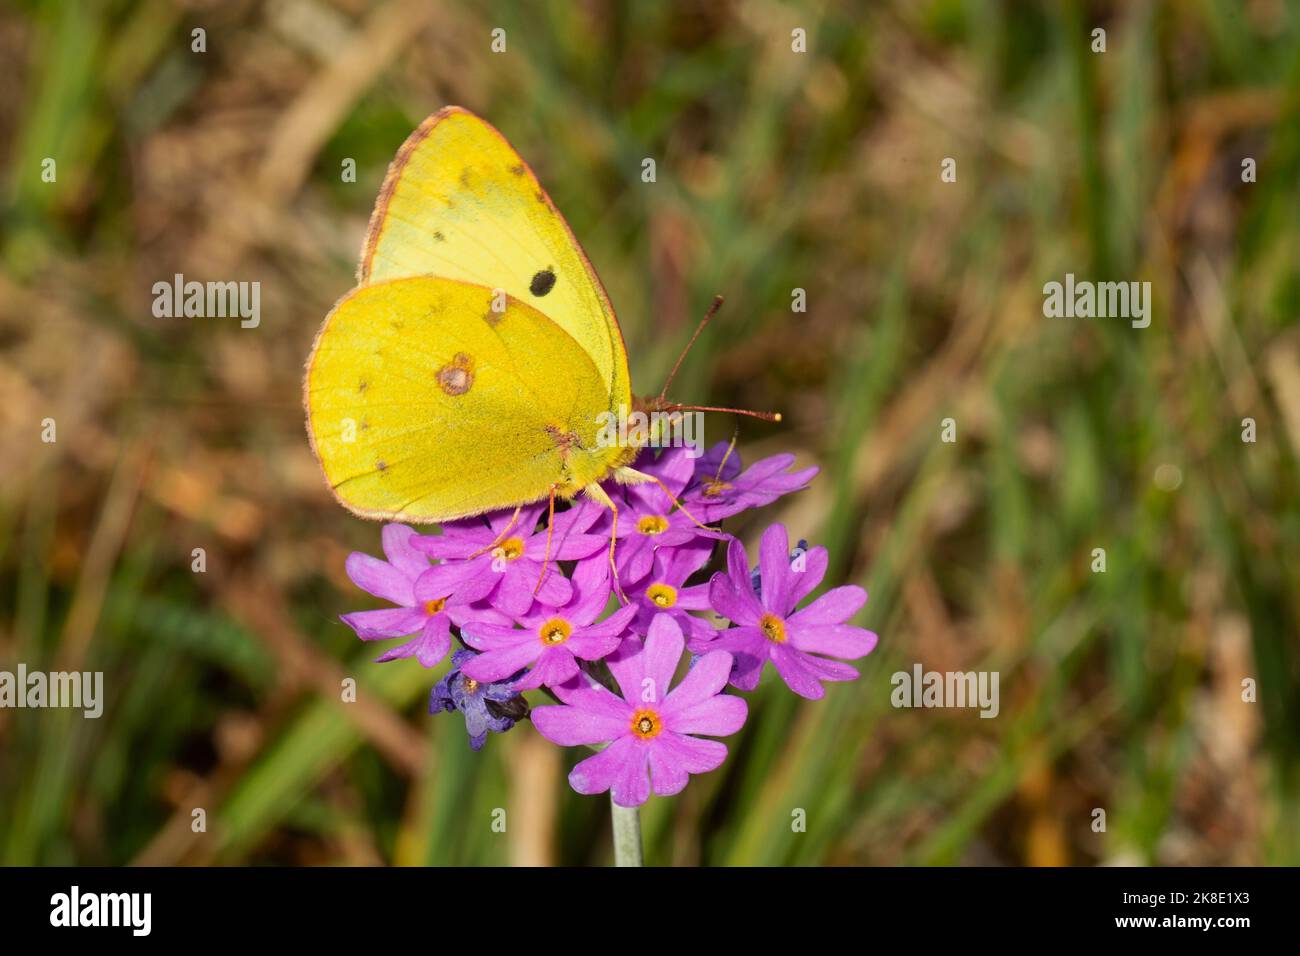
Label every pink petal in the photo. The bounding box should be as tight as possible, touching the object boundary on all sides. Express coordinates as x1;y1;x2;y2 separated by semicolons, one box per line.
416;559;486;600
720;538;763;618
461;640;540;682
565;630;623;661
493;504;542;536
789;622;877;660
617;535;655;583
459;622;533;649
728;654;765;691
565;558;616;624
662;649;733;713
578;603;637;642
552;677;633;718
646;742;689;796
607;613;684;705
345;553;415;606
551;501;602;536
381;523;432;578
656;525;710;548
459;567;502;605
665;693;747;737
740;453;798;482
770;645;827;699
411;533;489;560
691;624;766;663
788;585;867;628
696;440;741;477
788;545;829;606
758;523;793;613
566;736;650;806
724;533;749;580
515;646;579;689
498;561;570;616
709;574;761;626
653;731;728;774
375;615;451;667
676;581;713;611
537;532;608;561
609;742;654;806
450;602;512;631
658;446;695;490
532;564;575;606
412;563;472;603
532;701;630;747
679;611;719;644
340;606;426;640
661;540;715;579
800;655;860;683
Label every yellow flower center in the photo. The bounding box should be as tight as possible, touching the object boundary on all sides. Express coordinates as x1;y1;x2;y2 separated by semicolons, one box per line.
630;708;662;740
701;477;732;498
646;583;677;608
760;613;788;644
495;537;525;561
422;597;447;616
539;617;572;646
637;515;669;535
462;677;479;693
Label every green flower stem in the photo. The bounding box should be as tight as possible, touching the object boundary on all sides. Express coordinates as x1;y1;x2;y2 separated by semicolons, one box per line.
610;796;644;866
536;678;640;865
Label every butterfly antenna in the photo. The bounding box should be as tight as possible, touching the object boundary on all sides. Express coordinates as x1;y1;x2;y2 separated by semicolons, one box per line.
657;294;784;422
667;403;782;423
658;295;725;402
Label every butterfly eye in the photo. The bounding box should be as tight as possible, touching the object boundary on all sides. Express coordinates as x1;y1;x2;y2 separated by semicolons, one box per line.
529;268;556;297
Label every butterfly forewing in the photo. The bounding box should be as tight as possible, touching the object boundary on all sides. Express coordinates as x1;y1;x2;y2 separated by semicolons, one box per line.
360;107;632;412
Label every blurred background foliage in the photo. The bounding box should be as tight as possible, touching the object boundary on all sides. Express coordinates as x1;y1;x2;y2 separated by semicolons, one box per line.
1;0;1299;866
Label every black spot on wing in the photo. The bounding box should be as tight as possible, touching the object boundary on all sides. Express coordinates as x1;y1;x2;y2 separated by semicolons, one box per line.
530;268;556;297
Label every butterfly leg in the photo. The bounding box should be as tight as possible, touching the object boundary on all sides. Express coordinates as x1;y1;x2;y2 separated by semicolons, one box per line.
468;504;523;559
533;483;558;596
713;431;739;482
615;466;716;533
583;482;628;604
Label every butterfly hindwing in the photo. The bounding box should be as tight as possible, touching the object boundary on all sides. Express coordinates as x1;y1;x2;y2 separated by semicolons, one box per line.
305;276;618;522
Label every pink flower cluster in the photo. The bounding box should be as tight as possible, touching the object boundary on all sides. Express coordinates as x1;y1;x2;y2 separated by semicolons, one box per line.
341;445;878;806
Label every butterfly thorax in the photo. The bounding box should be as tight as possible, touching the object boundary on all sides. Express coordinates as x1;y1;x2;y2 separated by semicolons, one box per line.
550;426;641;498
549;395;673;498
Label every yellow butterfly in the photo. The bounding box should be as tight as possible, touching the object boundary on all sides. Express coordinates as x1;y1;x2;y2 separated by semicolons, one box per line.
304;107;773;563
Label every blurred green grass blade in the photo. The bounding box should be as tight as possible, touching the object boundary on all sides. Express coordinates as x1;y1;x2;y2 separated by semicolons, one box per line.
213;659;429;862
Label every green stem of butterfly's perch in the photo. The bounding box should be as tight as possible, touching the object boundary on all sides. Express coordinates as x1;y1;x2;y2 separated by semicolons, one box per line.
535;688;639;864
610;796;643;867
